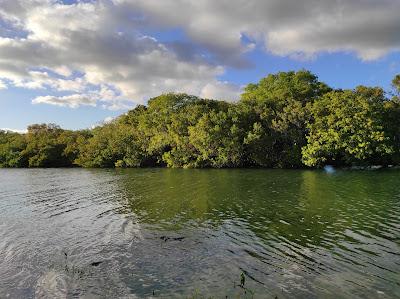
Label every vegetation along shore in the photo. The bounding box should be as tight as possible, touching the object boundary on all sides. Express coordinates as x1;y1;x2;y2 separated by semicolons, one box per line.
1;70;399;169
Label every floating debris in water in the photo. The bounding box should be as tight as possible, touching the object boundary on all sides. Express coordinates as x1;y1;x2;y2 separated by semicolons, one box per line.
240;272;245;287
90;261;103;267
160;236;185;242
173;237;185;241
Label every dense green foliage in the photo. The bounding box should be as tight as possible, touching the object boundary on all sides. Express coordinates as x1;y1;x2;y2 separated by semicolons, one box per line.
1;70;399;168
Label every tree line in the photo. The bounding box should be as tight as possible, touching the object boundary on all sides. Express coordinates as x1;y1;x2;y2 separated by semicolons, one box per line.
1;70;399;168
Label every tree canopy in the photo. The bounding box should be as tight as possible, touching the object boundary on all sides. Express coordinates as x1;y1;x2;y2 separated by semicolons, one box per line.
1;70;399;168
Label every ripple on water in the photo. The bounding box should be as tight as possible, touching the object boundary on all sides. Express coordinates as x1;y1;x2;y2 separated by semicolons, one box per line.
0;168;400;298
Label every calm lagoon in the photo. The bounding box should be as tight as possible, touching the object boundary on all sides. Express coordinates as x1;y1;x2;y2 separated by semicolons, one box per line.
0;168;399;298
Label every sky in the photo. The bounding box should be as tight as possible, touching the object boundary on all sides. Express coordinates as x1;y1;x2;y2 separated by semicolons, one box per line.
0;0;400;132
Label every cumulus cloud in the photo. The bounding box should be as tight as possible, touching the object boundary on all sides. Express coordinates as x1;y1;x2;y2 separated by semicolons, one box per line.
103;116;115;123
0;128;27;134
0;79;6;90
200;82;242;102
0;0;399;109
0;0;229;108
32;94;97;108
90;115;117;129
128;0;400;61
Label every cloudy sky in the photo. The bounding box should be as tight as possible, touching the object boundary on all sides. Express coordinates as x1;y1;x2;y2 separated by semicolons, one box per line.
1;0;400;131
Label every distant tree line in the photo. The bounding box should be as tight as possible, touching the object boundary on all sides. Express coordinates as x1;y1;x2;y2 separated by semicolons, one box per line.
1;70;399;168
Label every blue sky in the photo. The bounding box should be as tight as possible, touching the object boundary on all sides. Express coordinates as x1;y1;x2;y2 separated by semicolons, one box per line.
1;0;400;131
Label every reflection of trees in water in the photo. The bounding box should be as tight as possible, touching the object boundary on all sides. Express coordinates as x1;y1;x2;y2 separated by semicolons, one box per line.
297;170;400;298
107;169;400;297
114;169;305;230
299;171;400;243
112;169;400;244
115;169;214;227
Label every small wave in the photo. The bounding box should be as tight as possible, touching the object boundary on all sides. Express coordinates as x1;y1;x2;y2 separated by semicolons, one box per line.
35;271;69;299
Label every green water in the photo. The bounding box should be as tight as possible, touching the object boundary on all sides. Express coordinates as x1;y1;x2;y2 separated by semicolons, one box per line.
0;168;399;298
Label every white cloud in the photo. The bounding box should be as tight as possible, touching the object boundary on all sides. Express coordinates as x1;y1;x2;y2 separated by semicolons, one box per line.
128;0;400;61
0;128;27;134
0;0;399;110
32;94;97;108
200;81;242;102
53;65;73;77
103;116;115;123
90;115;116;129
0;80;6;90
0;0;227;108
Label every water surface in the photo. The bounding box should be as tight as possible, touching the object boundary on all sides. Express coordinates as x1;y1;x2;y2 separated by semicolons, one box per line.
0;168;399;298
